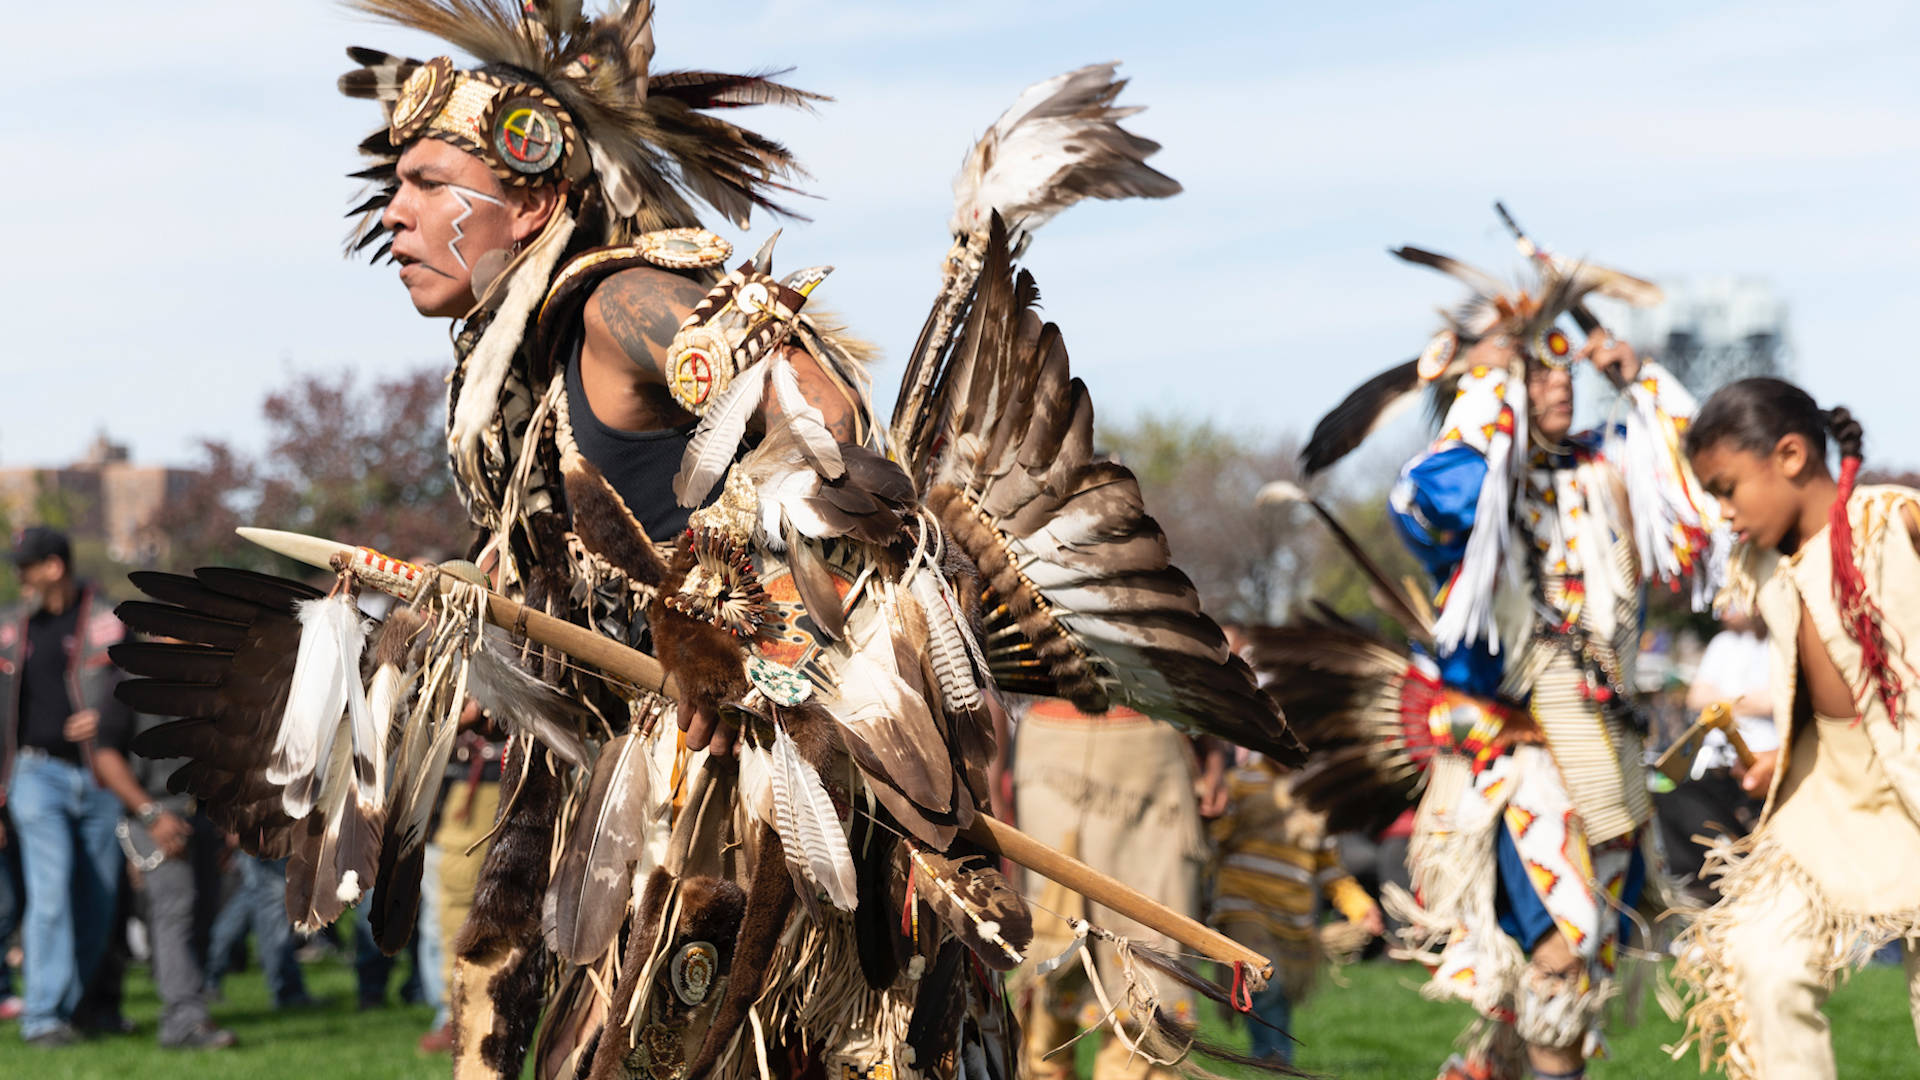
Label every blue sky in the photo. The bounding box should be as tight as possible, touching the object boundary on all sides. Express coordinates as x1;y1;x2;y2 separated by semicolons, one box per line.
8;1;1917;482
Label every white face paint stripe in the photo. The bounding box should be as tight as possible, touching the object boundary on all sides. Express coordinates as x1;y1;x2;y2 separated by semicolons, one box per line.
445;184;506;271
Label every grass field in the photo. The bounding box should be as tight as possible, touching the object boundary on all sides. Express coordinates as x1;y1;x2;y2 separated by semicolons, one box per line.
0;953;1915;1078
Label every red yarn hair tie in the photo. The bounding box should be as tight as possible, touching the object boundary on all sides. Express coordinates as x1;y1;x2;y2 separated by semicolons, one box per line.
1830;457;1904;724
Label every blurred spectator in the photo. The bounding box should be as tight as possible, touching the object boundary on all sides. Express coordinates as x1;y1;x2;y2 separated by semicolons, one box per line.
1009;698;1210;1080
1657;611;1775;904
421;725;504;1053
1336;807;1416;947
204;853;314;1008
1211;758;1383;1067
0;527;128;1046
0;807;21;1020
353;901;424;1010
416;843;446;1031
90;702;235;1048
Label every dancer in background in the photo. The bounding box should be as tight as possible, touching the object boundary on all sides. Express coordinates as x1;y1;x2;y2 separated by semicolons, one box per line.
1262;229;1716;1080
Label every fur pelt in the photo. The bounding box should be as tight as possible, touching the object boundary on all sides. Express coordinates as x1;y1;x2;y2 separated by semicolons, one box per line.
563;452;669;586
647;545;750;716
453;744;564;1077
684;824;796;1080
586;868;675;1080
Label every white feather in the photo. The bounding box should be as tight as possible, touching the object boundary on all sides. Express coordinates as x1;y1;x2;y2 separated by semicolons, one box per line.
751;466;834;548
768;724;858;912
768;357;845;480
948;63;1178;253
359;661;411;812
737;739;776;826
674;357;769;507
269;594;370;819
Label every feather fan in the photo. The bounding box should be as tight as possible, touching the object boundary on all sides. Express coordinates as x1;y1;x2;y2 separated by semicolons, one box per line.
1243;614;1439;833
117;569;325;859
894;63;1179;458
897;217;1301;763
948;62;1181;255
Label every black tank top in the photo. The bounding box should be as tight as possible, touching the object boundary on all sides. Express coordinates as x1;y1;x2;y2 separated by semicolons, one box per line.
564;344;699;541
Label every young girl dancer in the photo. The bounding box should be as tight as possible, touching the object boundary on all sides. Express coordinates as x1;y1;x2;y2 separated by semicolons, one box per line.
1674;376;1920;1080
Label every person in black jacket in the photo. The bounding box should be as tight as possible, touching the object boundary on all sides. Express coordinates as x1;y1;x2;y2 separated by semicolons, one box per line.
0;527;128;1046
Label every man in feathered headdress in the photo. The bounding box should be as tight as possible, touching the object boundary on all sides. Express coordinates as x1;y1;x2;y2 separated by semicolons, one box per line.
113;5;1304;1080
1269;226;1718;1080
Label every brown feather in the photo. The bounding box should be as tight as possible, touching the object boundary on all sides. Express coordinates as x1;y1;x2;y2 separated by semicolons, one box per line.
897;216;1300;762
544;733;650;964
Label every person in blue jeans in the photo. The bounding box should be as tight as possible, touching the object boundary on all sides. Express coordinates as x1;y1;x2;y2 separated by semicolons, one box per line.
0;807;24;1018
204;853;312;1008
0;527;131;1046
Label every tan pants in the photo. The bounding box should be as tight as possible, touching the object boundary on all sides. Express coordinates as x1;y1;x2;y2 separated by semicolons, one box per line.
1719;868;1920;1080
434;779;500;993
1014;708;1201;1080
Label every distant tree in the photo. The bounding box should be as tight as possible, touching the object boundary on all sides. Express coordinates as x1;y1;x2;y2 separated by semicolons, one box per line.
1098;416;1305;625
155;368;473;575
1864;468;1920;490
1297;490;1428;642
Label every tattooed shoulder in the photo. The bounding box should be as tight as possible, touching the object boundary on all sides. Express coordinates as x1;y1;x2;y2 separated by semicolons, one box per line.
583;267;710;378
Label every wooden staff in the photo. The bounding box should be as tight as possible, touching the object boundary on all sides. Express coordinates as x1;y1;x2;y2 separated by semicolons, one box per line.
1653;702;1757;785
238;526;1272;978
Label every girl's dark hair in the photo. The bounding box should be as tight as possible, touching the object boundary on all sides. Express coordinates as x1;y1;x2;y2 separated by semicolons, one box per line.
1691;377;1902;718
1684;376;1863;467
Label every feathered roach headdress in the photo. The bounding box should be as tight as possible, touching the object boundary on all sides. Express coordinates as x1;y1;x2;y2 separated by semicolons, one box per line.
338;0;821;255
1299;214;1671;650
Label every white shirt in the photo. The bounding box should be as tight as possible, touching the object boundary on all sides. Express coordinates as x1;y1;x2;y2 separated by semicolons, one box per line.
1691;629;1778;776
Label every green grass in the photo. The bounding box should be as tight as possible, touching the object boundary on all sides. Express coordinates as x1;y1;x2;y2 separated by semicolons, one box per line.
1088;959;1920;1079
0;951;444;1080
1;955;1914;1078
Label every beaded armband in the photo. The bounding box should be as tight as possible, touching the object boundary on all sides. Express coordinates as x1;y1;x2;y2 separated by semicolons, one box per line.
664;237;831;415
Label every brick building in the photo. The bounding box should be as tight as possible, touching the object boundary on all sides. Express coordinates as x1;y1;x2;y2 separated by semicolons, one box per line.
0;434;198;564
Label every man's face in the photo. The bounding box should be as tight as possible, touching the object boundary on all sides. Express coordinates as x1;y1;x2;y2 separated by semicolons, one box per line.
18;555;68;610
382;139;518;318
1526;361;1575;444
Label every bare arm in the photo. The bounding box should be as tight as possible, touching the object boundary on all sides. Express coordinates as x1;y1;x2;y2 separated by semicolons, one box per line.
92;746;191;857
581;267;712;431
583;267;709;382
583;266;859;442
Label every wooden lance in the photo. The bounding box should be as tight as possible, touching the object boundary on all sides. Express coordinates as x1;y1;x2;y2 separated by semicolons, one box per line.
238;527;1273;978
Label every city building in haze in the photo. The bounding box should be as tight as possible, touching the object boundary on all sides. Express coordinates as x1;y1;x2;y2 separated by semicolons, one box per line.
0;434;197;564
1611;277;1791;394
